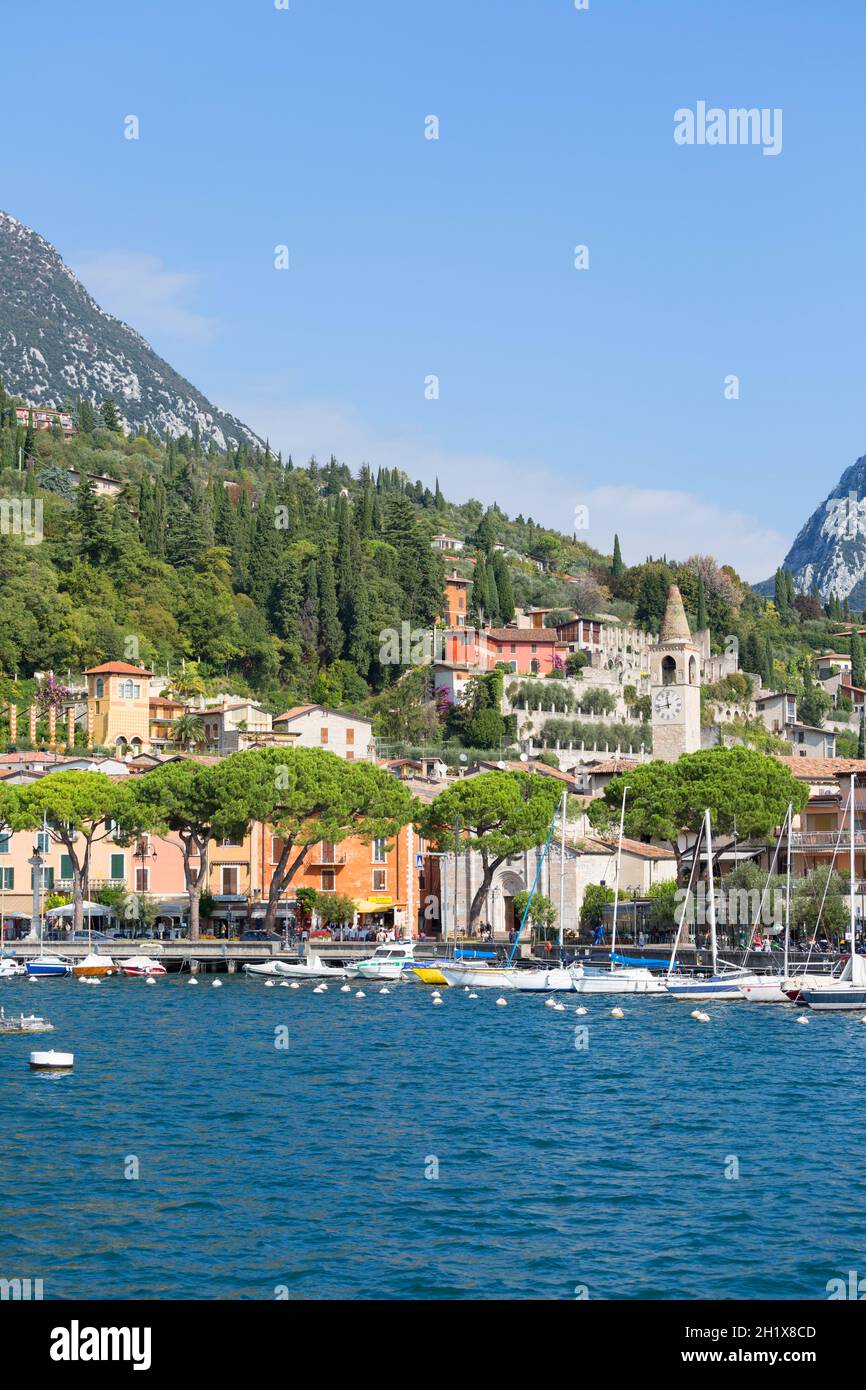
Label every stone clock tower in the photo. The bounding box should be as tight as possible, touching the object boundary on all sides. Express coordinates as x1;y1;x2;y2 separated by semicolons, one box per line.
649;584;702;762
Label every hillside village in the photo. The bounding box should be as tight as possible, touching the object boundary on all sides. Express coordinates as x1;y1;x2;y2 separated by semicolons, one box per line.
2;391;866;945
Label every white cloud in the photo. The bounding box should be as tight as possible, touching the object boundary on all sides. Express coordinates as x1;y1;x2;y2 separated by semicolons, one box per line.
68;250;216;343
228;396;787;583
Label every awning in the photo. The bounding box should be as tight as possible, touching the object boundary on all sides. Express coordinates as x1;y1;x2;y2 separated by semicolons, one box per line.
355;899;404;915
46;901;112;919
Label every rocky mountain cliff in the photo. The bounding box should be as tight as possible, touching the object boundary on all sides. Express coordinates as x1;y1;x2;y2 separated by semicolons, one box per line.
759;453;866;606
0;210;262;452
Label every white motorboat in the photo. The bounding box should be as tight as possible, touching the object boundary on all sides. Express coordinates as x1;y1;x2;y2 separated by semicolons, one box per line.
121;956;167;978
244;951;348;980
348;941;417;981
0;958;25;979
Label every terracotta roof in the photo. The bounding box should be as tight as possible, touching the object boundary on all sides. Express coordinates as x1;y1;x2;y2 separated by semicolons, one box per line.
659;584;691;643
149;697;186;711
481;758;578;784
582;759;639;775
484;628;564;644
85;661;153;676
273;704;372;726
776;756;866;777
577;835;676;861
0;751;61;764
273;704;317;722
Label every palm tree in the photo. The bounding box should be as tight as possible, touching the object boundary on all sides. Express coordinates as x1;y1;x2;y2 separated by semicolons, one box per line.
171;714;207;752
170;664;206;699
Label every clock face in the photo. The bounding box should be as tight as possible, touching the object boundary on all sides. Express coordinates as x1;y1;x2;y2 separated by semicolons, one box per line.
654;689;682;721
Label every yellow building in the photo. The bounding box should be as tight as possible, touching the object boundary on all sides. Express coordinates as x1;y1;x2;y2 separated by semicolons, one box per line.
85;661;154;756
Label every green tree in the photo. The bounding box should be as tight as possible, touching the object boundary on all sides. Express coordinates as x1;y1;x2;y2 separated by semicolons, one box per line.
419;771;561;929
851;630;865;688
588;747;809;873
229;748;416;936
0;771;137;937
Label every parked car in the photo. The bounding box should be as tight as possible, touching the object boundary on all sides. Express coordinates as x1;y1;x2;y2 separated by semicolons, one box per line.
239;929;283;943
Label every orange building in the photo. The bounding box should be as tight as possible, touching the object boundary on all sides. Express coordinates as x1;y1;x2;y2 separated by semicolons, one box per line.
443;571;471;627
259;820;425;937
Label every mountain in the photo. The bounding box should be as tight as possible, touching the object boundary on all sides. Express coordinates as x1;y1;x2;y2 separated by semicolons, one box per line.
0;210;262;452
759;453;866;606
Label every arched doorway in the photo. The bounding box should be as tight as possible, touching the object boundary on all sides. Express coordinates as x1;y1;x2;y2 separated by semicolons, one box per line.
496;868;527;939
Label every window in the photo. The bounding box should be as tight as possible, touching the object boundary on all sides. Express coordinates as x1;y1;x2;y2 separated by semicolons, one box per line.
320;841;337;864
346;751;354;760
346;728;354;746
0;832;9;854
271;836;285;863
135;866;150;893
372;869;387;893
0;868;12;890
372;838;387;863
60;854;73;881
320;727;329;744
110;853;125;882
31;866;54;890
95;678;104;699
320;869;336;892
221;866;240;895
36;831;50;853
220;836;243;847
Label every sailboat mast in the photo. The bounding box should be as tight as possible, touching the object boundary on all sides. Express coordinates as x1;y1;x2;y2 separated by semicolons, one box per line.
610;785;628;959
706;808;718;975
784;801;792;978
850;772;856;960
558;789;566;955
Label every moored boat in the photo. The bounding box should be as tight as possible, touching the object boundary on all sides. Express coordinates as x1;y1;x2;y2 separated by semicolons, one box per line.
348;942;417;981
244;951;348;980
72;952;116;979
121;956;167;977
0;1005;54;1033
25;955;71;978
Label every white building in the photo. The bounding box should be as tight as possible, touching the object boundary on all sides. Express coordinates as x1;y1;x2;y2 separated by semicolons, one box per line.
272;705;376;760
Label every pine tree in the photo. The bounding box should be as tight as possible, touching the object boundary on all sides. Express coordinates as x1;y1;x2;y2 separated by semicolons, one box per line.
101;398;122;432
248;483;281;608
77;398;95;433
76;469;111;565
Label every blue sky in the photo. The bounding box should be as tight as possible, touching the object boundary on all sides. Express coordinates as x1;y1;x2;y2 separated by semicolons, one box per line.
6;0;866;579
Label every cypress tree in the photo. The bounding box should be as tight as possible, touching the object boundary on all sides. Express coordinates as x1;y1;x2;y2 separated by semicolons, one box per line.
696;574;708;631
317;546;343;662
859;712;865;760
492;552;514;624
852;630;865;688
611;533;625;583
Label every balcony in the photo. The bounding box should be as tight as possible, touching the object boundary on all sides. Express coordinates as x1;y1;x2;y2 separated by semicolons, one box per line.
308;849;347;867
791;832;866;850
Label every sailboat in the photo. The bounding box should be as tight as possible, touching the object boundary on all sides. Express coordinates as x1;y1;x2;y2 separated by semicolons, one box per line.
441;796;576;990
25;817;71;978
738;804;795;1003
664;809;754;1001
780;780;855;1002
800;773;866;1011
571;785;666;996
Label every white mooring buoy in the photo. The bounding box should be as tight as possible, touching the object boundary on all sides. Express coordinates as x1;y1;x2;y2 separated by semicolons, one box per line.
355;990;366;999
611;1007;624;1018
797;1015;810;1025
432;996;443;1006
495;997;508;1007
341;984;351;993
212;979;222;988
30;1050;73;1071
575;1006;588;1016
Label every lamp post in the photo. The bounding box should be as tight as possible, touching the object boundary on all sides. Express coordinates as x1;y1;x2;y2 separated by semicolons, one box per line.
28;848;44;942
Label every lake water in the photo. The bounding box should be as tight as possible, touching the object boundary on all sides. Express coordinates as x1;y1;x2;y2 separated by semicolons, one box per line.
1;972;863;1300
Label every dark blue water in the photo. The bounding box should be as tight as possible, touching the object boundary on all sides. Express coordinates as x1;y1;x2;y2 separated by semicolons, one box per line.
1;973;864;1300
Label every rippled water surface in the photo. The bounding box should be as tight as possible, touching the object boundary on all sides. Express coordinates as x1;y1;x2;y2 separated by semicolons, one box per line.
0;973;863;1299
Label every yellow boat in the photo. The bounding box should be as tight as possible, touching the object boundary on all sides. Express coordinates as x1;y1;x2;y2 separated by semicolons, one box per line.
411;965;448;985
